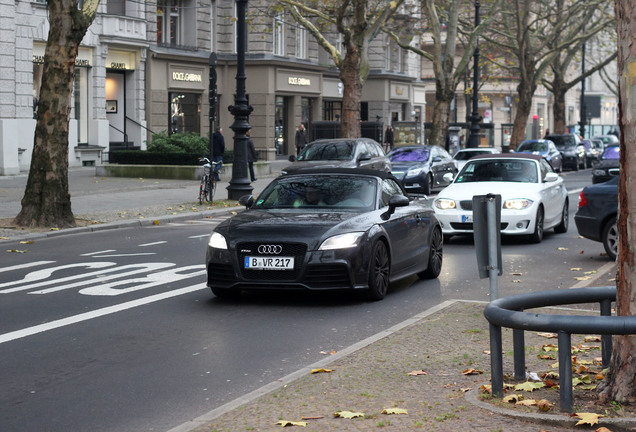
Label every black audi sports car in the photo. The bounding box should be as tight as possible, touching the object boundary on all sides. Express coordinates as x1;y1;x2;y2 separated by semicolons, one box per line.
206;168;443;301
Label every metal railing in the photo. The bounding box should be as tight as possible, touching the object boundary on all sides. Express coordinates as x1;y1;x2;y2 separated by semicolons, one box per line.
483;286;636;412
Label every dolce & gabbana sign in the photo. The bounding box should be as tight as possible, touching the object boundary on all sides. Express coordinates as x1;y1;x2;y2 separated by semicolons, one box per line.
169;64;205;90
277;69;321;94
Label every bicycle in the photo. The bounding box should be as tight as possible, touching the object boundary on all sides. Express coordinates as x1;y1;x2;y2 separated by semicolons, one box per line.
198;157;218;204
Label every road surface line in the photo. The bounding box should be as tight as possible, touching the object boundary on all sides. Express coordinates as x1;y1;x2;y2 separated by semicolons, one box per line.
0;261;55;273
0;284;204;345
139;241;167;247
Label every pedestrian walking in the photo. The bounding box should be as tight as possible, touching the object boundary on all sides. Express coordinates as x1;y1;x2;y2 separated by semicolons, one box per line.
212;127;225;181
246;130;258;182
295;123;308;156
383;125;394;153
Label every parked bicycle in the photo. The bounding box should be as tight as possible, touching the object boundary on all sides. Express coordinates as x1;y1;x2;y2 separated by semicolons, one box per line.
198;157;219;204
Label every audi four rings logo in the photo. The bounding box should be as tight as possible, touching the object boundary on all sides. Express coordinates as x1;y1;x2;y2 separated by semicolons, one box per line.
258;245;283;254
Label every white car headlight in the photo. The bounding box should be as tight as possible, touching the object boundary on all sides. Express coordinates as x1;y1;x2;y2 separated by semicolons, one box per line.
319;232;365;250
503;199;533;210
407;167;426;177
434;198;457;210
208;232;228;249
593;169;606;176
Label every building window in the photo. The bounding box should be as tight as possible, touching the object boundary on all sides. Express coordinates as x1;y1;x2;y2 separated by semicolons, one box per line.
296;26;307;59
273;13;285;56
157;0;196;49
169;92;201;134
323;101;342;121
73;68;89;144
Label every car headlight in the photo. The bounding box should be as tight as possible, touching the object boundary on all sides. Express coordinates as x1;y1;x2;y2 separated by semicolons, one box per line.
593;169;606;176
503;199;533;210
407;167;426;177
319;232;365;250
434;198;457;210
208;232;228;249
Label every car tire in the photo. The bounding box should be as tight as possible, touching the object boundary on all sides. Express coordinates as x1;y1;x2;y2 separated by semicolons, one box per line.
211;287;242;300
579;156;586;170
602;216;618;261
418;227;443;279
573;159;580;171
554;200;569;234
366;240;390;301
529;207;544;243
423;173;433;195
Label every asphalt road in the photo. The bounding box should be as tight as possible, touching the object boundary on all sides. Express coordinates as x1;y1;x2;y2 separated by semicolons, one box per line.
0;168;615;432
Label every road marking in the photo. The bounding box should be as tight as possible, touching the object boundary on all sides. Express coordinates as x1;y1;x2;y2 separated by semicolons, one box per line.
0;262;117;293
81;250;116;256
90;252;157;258
570;261;616;289
0;261;55;273
0;284;205;345
189;234;210;239
187;220;219;224
568;188;582;196
139;241;167;247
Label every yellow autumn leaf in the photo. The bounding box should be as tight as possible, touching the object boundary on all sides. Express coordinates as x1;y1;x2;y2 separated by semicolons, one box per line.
570;267;583;271
480;384;492;394
407;370;427;376
503;394;523;403
276;420;307;427
49;227;59;231
538;333;558;339
515;399;537;406
153;220;160;225
0;237;9;240
536;399;554;411
575;276;592;281
557;247;568;250
311;368;333;374
382;408;408;415
334;411;364;419
575;412;605;426
514;381;545;392
462;368;483;375
584;270;598;275
19;240;34;244
584;336;602;342
6;249;27;253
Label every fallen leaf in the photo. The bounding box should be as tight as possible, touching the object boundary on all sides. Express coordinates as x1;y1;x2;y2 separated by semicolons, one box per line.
538;333;558;339
575;412;605;426
503;394;523;403
300;416;324;420
557;247;569;250
511;272;523;275
536;399;554;411
570;267;583;271
460;388;471;392
19;240;34;244
575;276;592;281
515;399;537;406
584;336;602;342
49;227;59;231
480;384;492;394
6;249;27;253
334;411;364;419
276;420;307;427
584;270;598;275
0;237;9;240
515;381;545;392
311;368;332;374
462;368;483;375
538;354;556;360
512;279;522;283
543;378;558;388
382;408;408;415
596;427;612;432
407;370;428;376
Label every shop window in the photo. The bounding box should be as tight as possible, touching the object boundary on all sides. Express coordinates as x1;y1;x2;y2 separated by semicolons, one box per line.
73;68;89;144
273;13;285;56
323;101;342;121
169;92;201;134
157;0;196;49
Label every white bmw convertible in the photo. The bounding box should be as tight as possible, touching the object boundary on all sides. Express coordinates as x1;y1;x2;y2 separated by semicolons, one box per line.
433;153;569;243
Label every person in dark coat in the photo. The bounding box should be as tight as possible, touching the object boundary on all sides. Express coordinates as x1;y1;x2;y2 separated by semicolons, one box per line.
246;130;258;182
383;125;394;153
295;123;308;156
212;127;225;181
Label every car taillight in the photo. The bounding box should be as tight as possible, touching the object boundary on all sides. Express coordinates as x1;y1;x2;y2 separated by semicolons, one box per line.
578;191;587;208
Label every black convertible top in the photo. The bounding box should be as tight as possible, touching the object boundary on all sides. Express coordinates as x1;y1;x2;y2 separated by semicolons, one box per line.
470;153;543;162
283;167;397;180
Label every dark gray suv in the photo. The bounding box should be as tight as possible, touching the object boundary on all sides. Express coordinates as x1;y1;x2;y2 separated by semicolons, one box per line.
545;133;586;171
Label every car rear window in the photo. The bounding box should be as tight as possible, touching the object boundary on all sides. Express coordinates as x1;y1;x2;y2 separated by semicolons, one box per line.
517;142;547;152
546;135;575;148
389;147;430;162
299;141;355;161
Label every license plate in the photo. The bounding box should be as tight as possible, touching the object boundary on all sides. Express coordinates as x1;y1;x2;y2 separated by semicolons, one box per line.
244;256;294;270
461;214;473;223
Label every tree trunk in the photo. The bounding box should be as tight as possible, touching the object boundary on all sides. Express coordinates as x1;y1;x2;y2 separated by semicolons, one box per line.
597;0;636;404
550;71;568;134
14;0;98;228
429;86;454;149
510;80;536;150
339;48;363;138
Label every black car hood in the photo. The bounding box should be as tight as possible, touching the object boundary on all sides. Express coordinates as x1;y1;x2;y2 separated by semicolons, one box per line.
214;209;372;250
595;159;619;169
283;160;355;174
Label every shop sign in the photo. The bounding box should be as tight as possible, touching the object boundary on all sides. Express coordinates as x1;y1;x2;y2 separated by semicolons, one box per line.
168;65;205;90
390;82;410;101
277;69;321;93
172;72;203;83
106;50;135;70
33;44;92;67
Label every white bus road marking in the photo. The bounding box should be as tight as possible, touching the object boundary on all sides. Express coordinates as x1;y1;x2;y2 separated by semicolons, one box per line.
0;261;55;274
139;241;167;247
188;234;210;239
80;250;116;256
0;262;117;293
89;253;157;258
0;284;205;345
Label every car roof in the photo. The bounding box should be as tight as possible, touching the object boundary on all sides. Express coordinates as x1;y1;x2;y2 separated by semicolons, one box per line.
469;153;543;162
308;138;377;145
282;167;396;180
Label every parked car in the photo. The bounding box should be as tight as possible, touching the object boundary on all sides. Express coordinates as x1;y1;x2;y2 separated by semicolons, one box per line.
433;154;568;243
205;168;443;301
591;138;605;155
574;175;618;260
515;139;563;173
545;133;586;171
592;145;620;184
282;138;391;175
593;134;619;148
387;145;458;195
581;139;601;167
452;147;500;171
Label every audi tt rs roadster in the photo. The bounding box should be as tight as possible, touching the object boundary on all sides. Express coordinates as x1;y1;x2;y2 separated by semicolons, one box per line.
205;168;443;301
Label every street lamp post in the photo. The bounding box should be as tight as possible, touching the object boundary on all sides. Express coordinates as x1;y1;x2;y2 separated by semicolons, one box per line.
468;0;482;148
226;0;253;200
579;39;587;139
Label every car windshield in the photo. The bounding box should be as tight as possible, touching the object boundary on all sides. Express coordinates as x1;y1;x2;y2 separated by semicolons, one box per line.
454;150;489;160
517;142;547;152
389;147;430;162
602;146;620;160
548;135;576;149
254;175;378;210
298;141;355;161
456;159;539;183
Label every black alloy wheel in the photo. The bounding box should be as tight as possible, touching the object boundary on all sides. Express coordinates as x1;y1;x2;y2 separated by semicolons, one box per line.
423;173;433;195
554;200;569;234
366;240;390;301
602;216;618;261
530;207;544;243
418;227;443;279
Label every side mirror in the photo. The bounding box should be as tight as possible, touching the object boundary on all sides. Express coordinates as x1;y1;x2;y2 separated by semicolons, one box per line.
544;172;559;182
382;195;409;220
432;156;442;163
238;195;255;208
288;155;296;162
357;152;371;162
443;172;455;183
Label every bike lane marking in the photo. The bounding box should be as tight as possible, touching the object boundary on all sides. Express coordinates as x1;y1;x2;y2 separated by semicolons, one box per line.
0;283;204;345
0;261;55;274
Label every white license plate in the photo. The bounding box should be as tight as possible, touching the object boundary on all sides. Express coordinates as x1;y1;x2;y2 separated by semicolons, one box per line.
461;214;473;223
244;256;294;270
